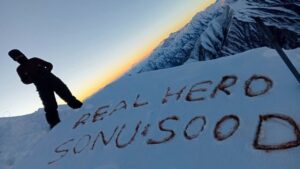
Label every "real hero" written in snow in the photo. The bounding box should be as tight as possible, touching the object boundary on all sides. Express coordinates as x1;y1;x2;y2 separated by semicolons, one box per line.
49;74;300;165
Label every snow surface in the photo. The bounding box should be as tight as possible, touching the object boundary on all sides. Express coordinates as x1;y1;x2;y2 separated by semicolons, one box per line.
1;47;298;169
0;106;76;169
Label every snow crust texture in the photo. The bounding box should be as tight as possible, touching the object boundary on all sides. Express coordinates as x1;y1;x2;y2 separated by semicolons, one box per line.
131;0;300;73
0;106;73;169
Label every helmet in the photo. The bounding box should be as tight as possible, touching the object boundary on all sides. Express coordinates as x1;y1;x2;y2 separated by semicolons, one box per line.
8;49;26;61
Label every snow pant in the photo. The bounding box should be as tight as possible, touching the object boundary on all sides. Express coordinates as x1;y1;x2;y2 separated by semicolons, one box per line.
34;73;80;128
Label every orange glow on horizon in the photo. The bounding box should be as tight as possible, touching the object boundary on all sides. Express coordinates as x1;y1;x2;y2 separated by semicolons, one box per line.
78;0;216;101
77;41;156;101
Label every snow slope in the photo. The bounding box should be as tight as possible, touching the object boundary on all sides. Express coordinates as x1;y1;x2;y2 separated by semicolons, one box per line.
8;47;300;169
0;106;75;169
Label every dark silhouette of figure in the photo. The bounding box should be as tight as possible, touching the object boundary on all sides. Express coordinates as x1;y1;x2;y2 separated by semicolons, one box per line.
9;49;82;129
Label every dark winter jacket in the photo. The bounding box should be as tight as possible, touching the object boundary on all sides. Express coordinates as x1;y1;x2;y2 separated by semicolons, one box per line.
16;57;53;84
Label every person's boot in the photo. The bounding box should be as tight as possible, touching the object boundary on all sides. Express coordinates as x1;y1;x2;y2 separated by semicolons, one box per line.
50;119;61;129
67;98;83;109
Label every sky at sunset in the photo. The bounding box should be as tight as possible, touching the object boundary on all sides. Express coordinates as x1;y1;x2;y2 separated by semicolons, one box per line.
0;0;215;117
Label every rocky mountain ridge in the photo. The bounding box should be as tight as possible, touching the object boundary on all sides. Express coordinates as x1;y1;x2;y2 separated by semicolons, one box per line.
131;0;300;73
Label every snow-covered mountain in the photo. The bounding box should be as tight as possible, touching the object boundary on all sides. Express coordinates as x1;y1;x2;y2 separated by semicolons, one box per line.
131;0;300;73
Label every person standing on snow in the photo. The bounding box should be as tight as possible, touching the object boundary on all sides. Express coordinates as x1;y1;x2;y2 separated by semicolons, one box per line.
9;49;83;129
